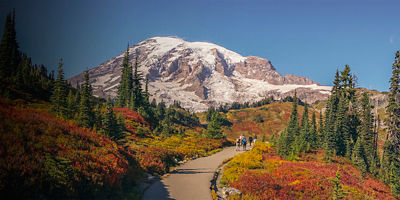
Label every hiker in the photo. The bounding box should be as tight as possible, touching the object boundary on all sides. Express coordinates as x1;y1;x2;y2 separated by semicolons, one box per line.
249;136;253;147
254;135;257;143
236;138;241;151
242;137;247;151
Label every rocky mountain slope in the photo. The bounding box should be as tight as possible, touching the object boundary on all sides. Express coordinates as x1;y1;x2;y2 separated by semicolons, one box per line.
69;36;331;112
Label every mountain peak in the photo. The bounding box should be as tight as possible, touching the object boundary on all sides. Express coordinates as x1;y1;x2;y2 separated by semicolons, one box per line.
69;36;331;112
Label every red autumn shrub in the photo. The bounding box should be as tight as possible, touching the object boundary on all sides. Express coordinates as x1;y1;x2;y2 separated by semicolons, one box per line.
113;107;147;124
131;146;182;175
0;100;140;199
228;141;395;200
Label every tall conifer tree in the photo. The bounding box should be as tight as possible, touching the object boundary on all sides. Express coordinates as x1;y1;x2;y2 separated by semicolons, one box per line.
278;92;299;157
132;57;143;109
359;92;378;173
381;51;400;195
50;58;67;117
0;10;20;79
78;70;94;128
116;45;132;107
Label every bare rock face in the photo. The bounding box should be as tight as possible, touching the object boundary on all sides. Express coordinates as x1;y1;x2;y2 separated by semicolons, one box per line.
68;36;331;112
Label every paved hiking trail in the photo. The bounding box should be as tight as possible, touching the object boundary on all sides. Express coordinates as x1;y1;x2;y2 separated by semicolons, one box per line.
142;146;248;200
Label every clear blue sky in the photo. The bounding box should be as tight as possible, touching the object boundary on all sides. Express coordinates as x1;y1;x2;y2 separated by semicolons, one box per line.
1;0;399;91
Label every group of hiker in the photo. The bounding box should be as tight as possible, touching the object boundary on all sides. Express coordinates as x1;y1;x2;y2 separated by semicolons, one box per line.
235;135;257;151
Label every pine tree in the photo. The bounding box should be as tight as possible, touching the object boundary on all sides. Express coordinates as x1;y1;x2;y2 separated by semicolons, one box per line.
278;92;299;157
132;57;143;109
144;77;150;103
359;92;378;174
381;51;400;195
310;111;318;148
116;45;132;107
103;102;123;140
323;65;359;160
318;110;324;147
294;105;310;153
206;112;224;139
0;10;20;79
352;136;368;175
334;93;348;156
156;101;166;121
332;166;346;200
50;58;67;117
78;70;94;128
66;89;75;119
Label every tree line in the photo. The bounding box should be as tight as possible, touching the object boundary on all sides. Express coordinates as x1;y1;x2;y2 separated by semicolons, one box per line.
276;57;400;197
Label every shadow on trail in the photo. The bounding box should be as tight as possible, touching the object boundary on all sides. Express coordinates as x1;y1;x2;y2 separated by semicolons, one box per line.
171;168;213;174
141;179;173;200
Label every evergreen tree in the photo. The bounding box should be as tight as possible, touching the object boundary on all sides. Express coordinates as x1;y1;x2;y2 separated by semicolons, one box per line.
359;92;379;174
332;167;346;200
351;136;368;175
0;10;20;79
381;51;400;195
116;46;132;107
323;65;359;160
78;70;94;128
278;92;299;157
132;57;143;109
151;98;157;108
334;93;348;156
310;111;318;148
144;77;150;103
294;105;310;153
318;110;324;146
66;89;75;119
206;112;224;139
50;58;67;117
206;106;216;122
103;102;123;140
156;101;166;121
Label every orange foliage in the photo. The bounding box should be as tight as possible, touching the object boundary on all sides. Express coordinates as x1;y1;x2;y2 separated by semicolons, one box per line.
113;107;147;124
229;143;395;200
0;99;140;199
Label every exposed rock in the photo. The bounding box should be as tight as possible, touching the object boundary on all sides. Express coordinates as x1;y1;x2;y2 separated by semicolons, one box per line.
68;36;331;112
221;187;241;199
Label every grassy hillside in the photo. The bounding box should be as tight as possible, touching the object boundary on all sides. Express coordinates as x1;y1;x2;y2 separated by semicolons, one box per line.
221;143;395;200
0;98;142;199
221;102;319;140
0;98;230;199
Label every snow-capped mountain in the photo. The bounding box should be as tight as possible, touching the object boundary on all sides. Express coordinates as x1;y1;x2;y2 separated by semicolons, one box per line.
68;36;331;112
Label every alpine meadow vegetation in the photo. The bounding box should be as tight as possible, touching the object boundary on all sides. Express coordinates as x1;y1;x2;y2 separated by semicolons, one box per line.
0;11;229;199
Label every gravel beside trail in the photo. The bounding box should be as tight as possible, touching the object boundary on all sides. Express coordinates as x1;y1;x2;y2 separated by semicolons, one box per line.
142;146;248;200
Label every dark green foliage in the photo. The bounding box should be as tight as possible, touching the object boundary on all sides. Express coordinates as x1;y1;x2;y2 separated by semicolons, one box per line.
351;137;368;175
359;92;379;174
332;167;345;200
277;92;299;158
131;57;144;109
116;46;132;107
293;105;310;154
78;70;95;128
0;10;20;79
206;112;224;139
381;51;400;197
323;65;359;161
103;102;123;140
206;106;216;122
310;112;318;148
50;58;67;117
389;160;400;197
156;101;166;121
318;110;324;146
0;11;53;101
